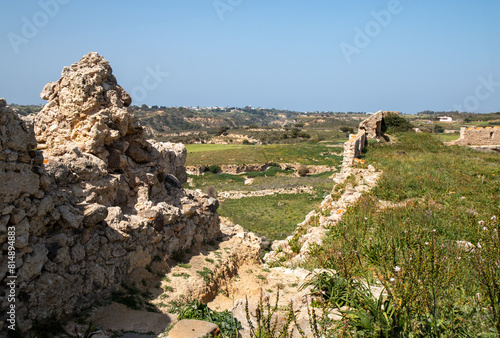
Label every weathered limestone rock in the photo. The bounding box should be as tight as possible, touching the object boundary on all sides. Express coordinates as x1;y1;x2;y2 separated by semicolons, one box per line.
0;53;221;332
359;110;400;140
0;100;41;203
169;319;220;338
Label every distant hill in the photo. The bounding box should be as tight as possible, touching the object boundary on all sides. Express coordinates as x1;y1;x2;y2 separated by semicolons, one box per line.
132;106;303;136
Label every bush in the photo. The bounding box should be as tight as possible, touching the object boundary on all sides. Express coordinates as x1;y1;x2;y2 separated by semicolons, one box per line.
433;124;445;133
382;113;414;133
172;300;241;337
207;165;221;174
297;165;309;177
340;126;355;133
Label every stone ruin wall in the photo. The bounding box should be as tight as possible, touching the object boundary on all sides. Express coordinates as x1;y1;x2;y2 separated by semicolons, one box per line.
341;110;398;169
0;53;220;331
452;126;500;146
263;111;384;266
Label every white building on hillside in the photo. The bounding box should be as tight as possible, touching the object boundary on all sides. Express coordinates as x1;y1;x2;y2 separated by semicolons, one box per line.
439;116;453;122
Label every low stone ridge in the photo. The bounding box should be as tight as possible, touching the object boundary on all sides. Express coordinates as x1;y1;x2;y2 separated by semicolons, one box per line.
0;53;220;331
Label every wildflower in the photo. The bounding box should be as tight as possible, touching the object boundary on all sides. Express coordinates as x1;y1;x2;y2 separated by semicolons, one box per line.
479;220;485;226
424;242;429;245
491;215;497;221
394;266;401;272
390;278;396;283
364;217;368;220
482;227;488;231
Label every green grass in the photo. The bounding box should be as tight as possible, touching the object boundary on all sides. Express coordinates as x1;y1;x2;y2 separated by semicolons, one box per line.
169;300;241;337
306;132;500;335
185;143;246;153
185;143;343;166
434;133;460;142
219;192;326;240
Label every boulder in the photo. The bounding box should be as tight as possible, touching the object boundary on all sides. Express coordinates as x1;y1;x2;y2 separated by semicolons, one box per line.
168;319;220;338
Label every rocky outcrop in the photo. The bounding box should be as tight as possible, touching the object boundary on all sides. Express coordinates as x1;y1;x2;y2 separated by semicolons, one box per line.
0;53;220;331
358;110;399;140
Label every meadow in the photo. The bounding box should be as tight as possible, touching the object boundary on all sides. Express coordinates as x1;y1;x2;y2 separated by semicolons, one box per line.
302;132;500;336
185;142;344;166
185;140;344;240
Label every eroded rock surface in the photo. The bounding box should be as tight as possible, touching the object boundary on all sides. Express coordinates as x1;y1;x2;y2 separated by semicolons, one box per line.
0;53;220;331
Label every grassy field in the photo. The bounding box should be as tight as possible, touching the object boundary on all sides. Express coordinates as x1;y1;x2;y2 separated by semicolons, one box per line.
185;141;344;241
434;133;460;142
188;168;335;192
219;193;325;240
189;169;335;240
185;144;246;153
185;143;343;166
303;132;500;335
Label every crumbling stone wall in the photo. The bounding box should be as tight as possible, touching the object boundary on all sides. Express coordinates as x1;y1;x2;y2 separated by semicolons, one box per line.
0;53;220;331
342;111;400;168
452;126;500;146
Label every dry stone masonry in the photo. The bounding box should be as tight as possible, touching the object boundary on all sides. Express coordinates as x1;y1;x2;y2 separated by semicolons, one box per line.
452;126;500;150
0;53;220;331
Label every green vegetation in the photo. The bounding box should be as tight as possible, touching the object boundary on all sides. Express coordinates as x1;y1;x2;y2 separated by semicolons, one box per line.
169;300;241;337
196;267;214;284
434;133;461;142
382;112;415;133
304;132;500;335
186;143;343;166
220;193;325;240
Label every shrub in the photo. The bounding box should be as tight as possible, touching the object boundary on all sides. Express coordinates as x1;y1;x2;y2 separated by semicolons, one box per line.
340;126;355;133
173;300;241;337
382;112;414;133
207;164;221;174
433;124;445;133
297;165;309;177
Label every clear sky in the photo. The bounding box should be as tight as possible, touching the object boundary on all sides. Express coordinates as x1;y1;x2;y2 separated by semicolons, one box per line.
0;0;499;113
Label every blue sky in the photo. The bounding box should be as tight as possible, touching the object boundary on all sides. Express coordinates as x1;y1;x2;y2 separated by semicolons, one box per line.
0;0;499;113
